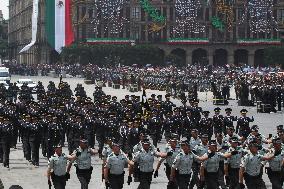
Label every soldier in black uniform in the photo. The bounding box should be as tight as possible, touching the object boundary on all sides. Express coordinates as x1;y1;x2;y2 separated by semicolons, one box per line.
162;94;175;115
236;109;254;139
148;109;162;147
46;116;63;158
212;107;224;135
223;108;237;132
199;111;213;140
182;110;195;140
0;116;13;168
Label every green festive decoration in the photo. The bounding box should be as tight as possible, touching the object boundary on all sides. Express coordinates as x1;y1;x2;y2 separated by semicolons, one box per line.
140;0;166;23
211;16;225;31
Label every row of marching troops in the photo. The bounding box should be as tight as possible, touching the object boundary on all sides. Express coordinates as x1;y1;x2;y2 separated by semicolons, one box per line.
0;81;282;189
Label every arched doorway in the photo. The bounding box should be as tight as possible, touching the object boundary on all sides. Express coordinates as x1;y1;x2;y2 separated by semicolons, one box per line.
168;48;186;67
254;49;265;67
234;49;248;66
192;48;208;65
214;49;228;66
158;48;165;66
50;50;61;64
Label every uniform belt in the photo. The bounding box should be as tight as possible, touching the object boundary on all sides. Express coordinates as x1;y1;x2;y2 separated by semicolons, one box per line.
109;172;124;177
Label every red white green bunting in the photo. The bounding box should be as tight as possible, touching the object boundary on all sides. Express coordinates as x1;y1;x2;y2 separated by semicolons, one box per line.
166;38;209;45
237;39;281;46
86;38;135;44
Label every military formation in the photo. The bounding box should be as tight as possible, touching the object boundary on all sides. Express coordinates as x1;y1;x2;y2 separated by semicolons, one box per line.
0;75;283;189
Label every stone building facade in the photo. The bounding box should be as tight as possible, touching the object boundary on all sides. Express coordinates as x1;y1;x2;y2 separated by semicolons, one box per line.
8;0;284;65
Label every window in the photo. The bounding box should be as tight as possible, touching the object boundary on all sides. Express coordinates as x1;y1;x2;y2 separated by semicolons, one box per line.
82;7;86;18
88;9;93;18
237;9;243;20
279;9;284;23
133;27;139;39
132;7;140;19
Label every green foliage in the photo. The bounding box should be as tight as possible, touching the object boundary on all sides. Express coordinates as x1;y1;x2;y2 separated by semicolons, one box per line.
61;44;165;66
211;16;225;31
264;47;284;69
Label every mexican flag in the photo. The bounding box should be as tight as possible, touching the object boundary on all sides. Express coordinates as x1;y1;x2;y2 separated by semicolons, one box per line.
46;0;74;53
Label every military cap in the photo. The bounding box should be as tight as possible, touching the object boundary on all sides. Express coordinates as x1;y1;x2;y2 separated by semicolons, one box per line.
251;125;259;131
112;96;117;99
173;107;179;112
240;109;248;113
142;138;151;144
53;144;63;149
209;140;217;146
214;107;221;112
165;94;171;98
226;126;235;130
277;125;283;130
202;111;210;115
248;140;258;147
80;139;88;143
191;129;198;132
152;109;158;113
180;138;190;146
201;134;208;138
225;108;232;112
272;137;282;144
170;133;179;141
112;142;121;147
151;94;156;97
125;95;129;98
229;137;239;143
194;99;199;103
157;95;162;98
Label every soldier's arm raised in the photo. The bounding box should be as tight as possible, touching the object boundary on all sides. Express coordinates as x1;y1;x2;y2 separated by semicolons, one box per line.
239;167;245;184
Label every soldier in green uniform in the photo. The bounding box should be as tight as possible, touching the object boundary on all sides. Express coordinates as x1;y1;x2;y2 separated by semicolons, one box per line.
132;138;170;189
104;142;132;189
68;139;97;189
47;145;72;189
239;140;275;189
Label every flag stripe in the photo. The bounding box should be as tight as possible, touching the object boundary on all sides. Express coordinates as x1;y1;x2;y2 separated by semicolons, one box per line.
55;0;66;52
65;0;74;46
46;0;55;48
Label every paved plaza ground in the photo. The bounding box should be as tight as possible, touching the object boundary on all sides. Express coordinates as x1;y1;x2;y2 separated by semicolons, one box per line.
0;75;283;189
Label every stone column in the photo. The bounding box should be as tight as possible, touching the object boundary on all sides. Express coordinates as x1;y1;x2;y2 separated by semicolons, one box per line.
248;52;255;66
228;51;234;65
208;48;213;65
186;50;192;65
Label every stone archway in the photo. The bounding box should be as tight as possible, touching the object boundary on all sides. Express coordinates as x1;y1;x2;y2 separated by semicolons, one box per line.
254;49;265;67
192;48;208;65
168;48;186;67
157;48;166;66
234;49;248;66
214;49;228;66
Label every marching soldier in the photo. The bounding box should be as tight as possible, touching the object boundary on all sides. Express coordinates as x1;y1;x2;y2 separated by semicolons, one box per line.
47;144;72;189
236;109;254;139
169;139;203;189
239;140;275;189
199;111;213;140
68;139;97;189
223;108;237;133
266;137;284;189
154;135;180;185
104;142;133;189
201;140;235;189
225;137;245;189
212;107;224;135
132;138;171;189
0;116;14;168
